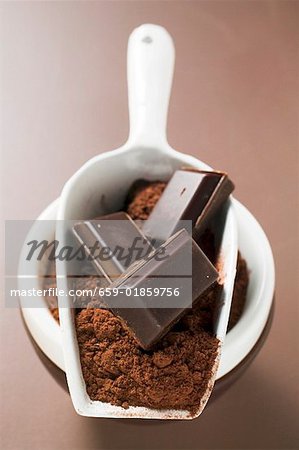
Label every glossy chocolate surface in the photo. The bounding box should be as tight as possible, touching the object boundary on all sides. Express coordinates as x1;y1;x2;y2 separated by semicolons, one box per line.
107;229;218;349
142;169;234;246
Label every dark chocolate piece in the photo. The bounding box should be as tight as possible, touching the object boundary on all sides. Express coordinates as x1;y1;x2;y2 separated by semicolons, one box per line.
105;229;218;350
73;212;153;282
142;169;234;246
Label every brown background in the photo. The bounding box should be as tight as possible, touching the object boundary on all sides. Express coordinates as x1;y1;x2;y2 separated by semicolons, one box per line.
1;1;298;449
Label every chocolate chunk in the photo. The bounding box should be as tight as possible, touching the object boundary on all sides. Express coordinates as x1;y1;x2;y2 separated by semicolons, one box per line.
142;169;234;246
73;212;153;282
106;229;218;350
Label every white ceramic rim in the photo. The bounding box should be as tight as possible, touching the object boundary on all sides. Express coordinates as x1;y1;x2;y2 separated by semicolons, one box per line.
19;195;275;379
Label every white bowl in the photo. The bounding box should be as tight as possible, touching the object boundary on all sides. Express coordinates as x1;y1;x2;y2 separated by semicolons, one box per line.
19;195;275;380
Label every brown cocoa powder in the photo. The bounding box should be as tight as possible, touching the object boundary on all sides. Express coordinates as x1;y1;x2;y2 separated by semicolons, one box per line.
125;179;166;220
228;254;249;331
44;179;249;412
75;308;219;412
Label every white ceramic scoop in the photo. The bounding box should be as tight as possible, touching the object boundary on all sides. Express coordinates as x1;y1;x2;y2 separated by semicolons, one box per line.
56;24;238;419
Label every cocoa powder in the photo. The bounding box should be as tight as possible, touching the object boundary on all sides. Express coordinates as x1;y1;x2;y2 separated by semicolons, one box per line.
44;179;249;412
76;308;219;412
228;254;249;331
125;179;166;220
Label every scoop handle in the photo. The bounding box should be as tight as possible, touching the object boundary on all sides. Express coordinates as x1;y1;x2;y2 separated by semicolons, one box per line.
127;24;175;148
